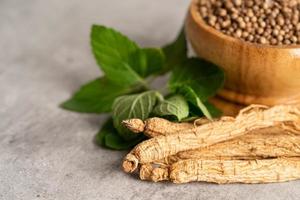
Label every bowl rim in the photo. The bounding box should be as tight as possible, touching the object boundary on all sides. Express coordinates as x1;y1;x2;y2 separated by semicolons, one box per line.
190;0;300;50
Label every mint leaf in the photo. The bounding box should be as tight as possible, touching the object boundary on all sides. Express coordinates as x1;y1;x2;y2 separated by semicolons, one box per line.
169;58;225;101
188;101;222;119
91;25;144;86
153;95;189;121
176;85;212;119
169;58;224;119
128;48;165;77
61;77;134;113
112;91;161;140
94;118;115;146
204;102;222;118
91;25;139;60
162;29;187;71
95;118;143;150
105;131;143;150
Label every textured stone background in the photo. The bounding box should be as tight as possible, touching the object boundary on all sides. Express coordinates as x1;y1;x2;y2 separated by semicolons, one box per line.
0;0;299;199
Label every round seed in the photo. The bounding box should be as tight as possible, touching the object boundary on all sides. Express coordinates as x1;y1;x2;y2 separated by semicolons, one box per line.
198;0;300;45
219;9;227;17
233;0;242;7
235;29;242;38
259;37;267;44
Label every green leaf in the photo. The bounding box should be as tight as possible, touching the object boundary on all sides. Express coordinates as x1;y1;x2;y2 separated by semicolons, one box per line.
94;118;115;146
128;48;165;77
112;91;161;140
95;118;143;150
169;58;225;101
162;29;187;71
105;131;143;150
188;101;222;119
204;102;222;118
169;58;224;119
176;85;212;119
61;77;134;113
153;95;189;121
91;25;144;86
91;25;139;60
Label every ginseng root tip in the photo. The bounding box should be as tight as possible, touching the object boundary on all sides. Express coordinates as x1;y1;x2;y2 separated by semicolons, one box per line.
122;155;139;173
122;119;145;133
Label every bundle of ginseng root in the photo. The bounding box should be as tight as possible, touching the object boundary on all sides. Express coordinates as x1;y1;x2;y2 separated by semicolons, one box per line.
122;105;300;184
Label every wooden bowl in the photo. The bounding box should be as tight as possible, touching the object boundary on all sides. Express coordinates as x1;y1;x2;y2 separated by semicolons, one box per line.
185;0;300;106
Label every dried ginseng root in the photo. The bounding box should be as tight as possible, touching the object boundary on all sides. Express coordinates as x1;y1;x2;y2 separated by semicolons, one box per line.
169;158;300;184
139;157;265;182
166;125;300;164
122;105;300;173
139;123;300;182
139;163;169;182
122;117;204;137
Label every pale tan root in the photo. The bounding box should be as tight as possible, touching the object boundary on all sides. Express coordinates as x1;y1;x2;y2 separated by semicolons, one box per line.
122;105;300;173
124;117;300;139
131;122;300;165
166;126;300;164
169;157;300;184
139;156;262;182
122;117;197;137
139;164;169;182
140;124;300;182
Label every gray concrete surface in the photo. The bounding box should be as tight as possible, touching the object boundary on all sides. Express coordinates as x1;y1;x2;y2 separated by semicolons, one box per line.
0;0;299;199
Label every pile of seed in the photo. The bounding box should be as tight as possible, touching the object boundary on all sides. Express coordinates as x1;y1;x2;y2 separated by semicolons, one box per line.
198;0;300;45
